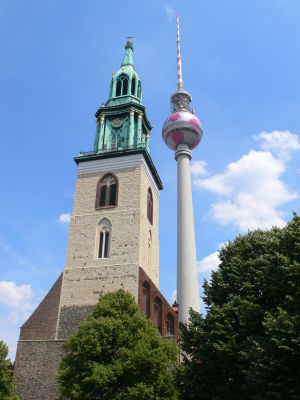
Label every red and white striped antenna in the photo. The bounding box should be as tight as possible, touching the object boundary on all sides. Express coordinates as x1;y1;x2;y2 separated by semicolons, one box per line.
176;15;183;90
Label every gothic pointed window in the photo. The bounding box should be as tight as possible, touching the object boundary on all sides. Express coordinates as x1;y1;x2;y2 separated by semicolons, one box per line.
116;79;122;97
142;282;150;319
153;297;162;334
115;74;129;97
97;219;111;259
122;77;128;95
131;76;136;95
165;313;174;336
147;188;153;225
137;81;141;98
96;174;118;209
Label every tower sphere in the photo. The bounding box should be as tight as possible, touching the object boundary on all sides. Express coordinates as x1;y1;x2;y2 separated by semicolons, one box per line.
162;109;202;151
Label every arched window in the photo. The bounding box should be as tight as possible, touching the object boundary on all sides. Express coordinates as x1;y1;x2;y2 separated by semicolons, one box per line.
142;282;150;319
131;76;136;95
153;297;162;334
97;218;111;259
137;81;141;98
96;174;118;209
165;314;174;336
115;74;129;97
147;188;153;224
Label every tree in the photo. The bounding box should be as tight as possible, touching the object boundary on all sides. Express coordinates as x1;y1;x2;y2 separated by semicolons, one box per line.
0;340;18;400
178;214;300;400
57;289;178;400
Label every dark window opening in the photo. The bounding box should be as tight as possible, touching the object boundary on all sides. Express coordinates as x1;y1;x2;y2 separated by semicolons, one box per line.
100;185;107;207
131;77;136;95
154;297;162;334
104;232;109;258
137;81;141;98
98;232;104;258
122;78;128;95
147;188;153;224
165;314;174;336
142;282;150;319
96;174;118;209
109;184;116;206
116;80;122;96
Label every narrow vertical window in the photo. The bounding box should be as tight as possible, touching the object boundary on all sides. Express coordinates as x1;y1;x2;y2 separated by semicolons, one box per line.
109;183;116;206
153;297;162;334
147;188;153;224
142;282;150;319
116;79;122;96
131;76;136;95
96;174;118;209
104;232;109;258
122;77;128;95
100;185;107;207
165;314;174;336
137;81;141;98
97;219;112;259
98;232;104;258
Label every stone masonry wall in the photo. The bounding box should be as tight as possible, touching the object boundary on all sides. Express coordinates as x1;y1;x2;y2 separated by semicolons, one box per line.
14;340;65;400
58;264;139;308
138;165;159;287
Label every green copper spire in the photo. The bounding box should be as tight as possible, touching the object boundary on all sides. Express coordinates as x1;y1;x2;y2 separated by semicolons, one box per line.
121;37;134;67
78;38;152;158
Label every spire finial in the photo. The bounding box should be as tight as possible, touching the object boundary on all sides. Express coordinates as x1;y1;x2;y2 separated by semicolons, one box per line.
125;35;133;50
176;15;183;90
122;36;134;66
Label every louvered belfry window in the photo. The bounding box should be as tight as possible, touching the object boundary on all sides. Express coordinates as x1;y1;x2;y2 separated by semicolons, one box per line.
96;174;118;209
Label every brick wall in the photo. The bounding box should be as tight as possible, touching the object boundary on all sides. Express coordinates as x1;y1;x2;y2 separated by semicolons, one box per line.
138;267;178;338
20;274;62;340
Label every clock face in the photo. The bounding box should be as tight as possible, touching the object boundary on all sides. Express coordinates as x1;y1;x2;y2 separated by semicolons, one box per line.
111;118;123;129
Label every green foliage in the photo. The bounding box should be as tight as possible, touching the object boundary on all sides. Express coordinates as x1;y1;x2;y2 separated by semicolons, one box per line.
178;214;300;400
0;341;18;400
57;289;178;400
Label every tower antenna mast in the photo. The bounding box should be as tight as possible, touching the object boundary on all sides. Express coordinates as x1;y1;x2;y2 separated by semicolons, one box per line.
176;15;183;90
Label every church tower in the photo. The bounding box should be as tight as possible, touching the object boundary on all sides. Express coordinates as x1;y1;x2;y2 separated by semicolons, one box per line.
14;38;177;400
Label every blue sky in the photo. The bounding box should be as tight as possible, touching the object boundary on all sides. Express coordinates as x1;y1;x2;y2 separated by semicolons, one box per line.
1;0;300;360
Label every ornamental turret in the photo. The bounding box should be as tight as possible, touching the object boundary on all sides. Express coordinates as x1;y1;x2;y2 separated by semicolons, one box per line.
162;16;201;324
88;38;152;155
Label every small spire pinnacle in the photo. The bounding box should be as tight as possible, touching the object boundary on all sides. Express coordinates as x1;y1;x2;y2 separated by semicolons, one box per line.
122;36;134;67
176;15;183;90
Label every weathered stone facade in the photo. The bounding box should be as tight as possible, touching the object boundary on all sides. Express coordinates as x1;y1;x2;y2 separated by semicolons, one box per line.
14;341;65;400
14;153;177;400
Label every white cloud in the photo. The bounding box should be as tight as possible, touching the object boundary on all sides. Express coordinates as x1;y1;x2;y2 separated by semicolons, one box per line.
191;160;208;177
165;6;175;22
194;150;298;232
171;289;177;303
0;281;34;318
198;251;220;274
254;130;300;161
58;213;71;224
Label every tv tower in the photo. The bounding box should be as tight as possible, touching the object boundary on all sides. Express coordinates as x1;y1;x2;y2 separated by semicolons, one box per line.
162;15;202;324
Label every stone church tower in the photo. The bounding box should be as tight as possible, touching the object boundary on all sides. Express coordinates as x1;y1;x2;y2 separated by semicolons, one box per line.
14;38;177;400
